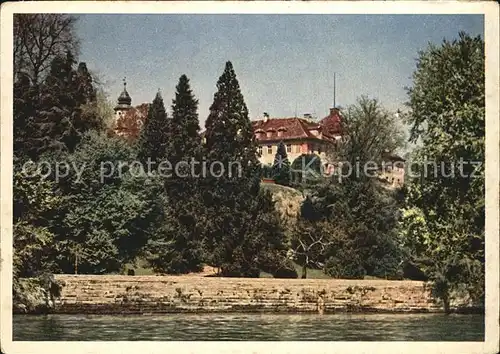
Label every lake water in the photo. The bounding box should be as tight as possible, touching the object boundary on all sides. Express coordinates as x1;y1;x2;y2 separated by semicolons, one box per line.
13;313;484;341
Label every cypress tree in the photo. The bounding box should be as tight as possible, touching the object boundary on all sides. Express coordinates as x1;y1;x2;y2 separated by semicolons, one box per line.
272;141;291;186
204;61;260;181
137;91;170;165
145;75;204;274
202;61;286;277
167;74;202;167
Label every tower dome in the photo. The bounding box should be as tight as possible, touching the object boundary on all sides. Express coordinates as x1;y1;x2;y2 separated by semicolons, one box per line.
114;77;132;111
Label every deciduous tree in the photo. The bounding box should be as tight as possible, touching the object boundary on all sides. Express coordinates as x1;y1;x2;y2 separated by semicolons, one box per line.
400;32;485;310
51;132;163;274
14;14;79;85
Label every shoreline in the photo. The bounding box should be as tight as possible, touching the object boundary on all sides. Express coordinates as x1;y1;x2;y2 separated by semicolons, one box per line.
14;275;482;315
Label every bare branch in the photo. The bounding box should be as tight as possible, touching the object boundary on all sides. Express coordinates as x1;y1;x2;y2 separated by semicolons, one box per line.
13;14;78;85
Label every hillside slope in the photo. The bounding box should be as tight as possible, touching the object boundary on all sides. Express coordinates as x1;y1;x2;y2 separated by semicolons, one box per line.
260;183;304;227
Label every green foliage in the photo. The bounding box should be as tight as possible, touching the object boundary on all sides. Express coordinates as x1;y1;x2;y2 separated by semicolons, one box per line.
400;32;485;309
166;74;202;166
81;82;115;131
51;132;163;274
323;179;404;278
145;75;204;274
13;277;63;314
290;153;322;184
290;197;329;278
145;199;204;274
202;62;286;277
272;141;291;186
292;176;404;279
13;73;38;159
137;92;170;164
13;157;62;278
261;164;273;179
16;53;103;159
335;96;405;169
289;96;407;280
12;157;65;312
204;61;260;179
324;255;366;280
247;190;293;277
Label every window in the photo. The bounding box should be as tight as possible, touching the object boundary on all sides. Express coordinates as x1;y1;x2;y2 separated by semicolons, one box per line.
255;129;264;140
258;146;263;155
278;130;283;137
267;145;273;154
296;145;301;153
286;144;292;153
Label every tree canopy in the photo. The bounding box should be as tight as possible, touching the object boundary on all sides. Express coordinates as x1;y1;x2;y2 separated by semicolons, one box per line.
272;141;291;186
400;32;485;310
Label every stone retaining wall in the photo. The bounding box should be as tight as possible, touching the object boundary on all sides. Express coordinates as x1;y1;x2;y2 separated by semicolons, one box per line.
48;275;460;314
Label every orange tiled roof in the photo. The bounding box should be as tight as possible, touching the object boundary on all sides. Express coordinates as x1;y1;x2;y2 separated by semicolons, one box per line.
252;108;343;143
319;108;342;136
114;103;149;141
252;117;320;141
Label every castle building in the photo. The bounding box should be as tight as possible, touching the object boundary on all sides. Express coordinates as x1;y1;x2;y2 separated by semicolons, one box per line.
380;152;406;188
252;108;343;173
112;78;149;141
114;78;132;119
252;108;405;186
110;84;404;187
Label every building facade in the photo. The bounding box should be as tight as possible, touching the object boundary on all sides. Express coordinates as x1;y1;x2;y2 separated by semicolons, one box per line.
112;79;149;141
252;108;343;173
110;85;405;187
379;153;406;188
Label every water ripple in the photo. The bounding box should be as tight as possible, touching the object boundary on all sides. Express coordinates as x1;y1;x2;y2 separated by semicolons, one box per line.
13;313;484;341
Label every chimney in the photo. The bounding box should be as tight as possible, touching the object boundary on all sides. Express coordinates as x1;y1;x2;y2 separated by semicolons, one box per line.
263;112;269;122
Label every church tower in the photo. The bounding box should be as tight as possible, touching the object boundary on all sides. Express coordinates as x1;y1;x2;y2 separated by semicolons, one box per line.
114;77;132;121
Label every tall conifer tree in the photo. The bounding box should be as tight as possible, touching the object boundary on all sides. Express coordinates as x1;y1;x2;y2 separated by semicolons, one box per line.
145;75;204;274
204;61;260;181
272;141;291;186
167;74;202;167
202;61;286;277
138;92;170;165
16;52;101;158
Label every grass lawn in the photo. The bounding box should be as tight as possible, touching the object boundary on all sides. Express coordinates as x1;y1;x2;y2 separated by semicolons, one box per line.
290;262;332;279
121;260;387;280
124;259;332;279
123;258;155;275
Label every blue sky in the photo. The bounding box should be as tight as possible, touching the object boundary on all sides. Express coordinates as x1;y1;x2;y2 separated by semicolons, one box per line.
76;14;483;125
